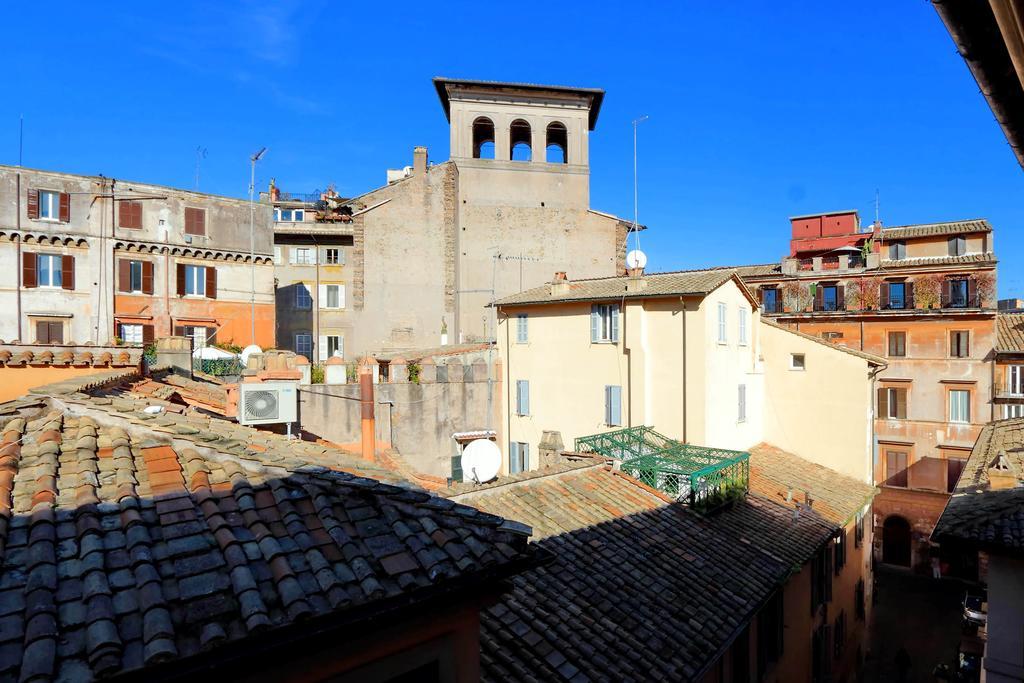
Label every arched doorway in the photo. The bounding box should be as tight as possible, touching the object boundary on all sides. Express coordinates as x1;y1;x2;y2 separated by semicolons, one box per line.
883;515;912;566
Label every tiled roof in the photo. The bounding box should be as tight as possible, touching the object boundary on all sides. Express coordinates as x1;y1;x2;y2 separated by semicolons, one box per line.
450;465;788;682
0;372;532;681
997;313;1024;353
0;346;141;368
760;318;887;367
107;372;230;414
933;417;1024;553
878;219;991;240
878;253;996;268
493;268;747;307
747;443;877;526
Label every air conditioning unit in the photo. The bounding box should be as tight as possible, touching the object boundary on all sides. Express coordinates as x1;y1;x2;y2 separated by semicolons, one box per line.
238;381;298;426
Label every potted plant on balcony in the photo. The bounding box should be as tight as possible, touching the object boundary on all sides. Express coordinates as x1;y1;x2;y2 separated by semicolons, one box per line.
914;274;942;309
846;277;880;311
973;271;996;308
782;280;811;313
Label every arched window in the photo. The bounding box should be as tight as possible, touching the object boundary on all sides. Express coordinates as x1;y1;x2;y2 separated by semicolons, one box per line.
510;119;532;162
546;122;568;164
472;117;495;159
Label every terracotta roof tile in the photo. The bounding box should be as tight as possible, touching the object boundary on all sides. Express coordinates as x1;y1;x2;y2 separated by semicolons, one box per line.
879;218;991;239
0;346;143;369
997;313;1024;353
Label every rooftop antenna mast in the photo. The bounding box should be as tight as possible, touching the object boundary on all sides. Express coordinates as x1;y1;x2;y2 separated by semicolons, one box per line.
18;115;23;167
194;147;207;191
632;115;648;254
874;189;880;228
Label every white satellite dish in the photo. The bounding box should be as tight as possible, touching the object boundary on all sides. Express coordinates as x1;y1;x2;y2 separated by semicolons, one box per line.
240;344;262;367
625;249;648;270
460;439;501;484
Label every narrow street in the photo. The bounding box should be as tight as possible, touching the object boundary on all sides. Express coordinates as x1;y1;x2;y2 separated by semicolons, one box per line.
865;566;969;682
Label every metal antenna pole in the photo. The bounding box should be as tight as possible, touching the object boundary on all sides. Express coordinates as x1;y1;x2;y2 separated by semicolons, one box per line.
249;147;267;346
632;115;648;254
18;115;23;167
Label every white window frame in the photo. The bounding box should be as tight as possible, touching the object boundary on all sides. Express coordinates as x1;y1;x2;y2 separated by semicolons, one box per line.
738;384;746;422
1009;365;1024;397
37;253;63;288
949;389;971;424
790;353;806;371
184;264;206;297
738;307;748;346
295;333;312;358
516;314;528;344
119;323;143;344
129;260;144;293
38;190;60;221
294;284;312;310
1005;404;1024;419
592;304;619;343
273;246;282;265
320;283;344;310
326;335;343;359
291;247;316;265
325;247;340;265
717;302;727;344
184;326;208;349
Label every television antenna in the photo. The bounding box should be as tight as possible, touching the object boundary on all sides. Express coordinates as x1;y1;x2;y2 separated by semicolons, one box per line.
194;147;207;190
632;115;649;255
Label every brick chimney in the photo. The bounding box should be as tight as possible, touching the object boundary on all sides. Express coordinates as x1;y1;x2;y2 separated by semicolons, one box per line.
987;452;1020;491
550;271;570;296
413;146;428;175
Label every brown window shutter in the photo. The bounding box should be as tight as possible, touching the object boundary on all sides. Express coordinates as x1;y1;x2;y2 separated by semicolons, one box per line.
185;208;206;235
836;285;845;310
184;209;193;234
879;282;889;309
878;387;888;418
205;266;217;299
176;263;186;296
757;288;764;304
118;259;130;293
142;261;154;294
814;284;823;311
59;192;70;223
142;324;155;344
174;326;185;336
61;255;74;290
896;389;907;419
905;281;914;308
131;201;143;229
119;201;129;228
27;189;39;220
941;280;951;307
197;209;205;235
36;321;49;344
50;322;63;344
22;252;37;288
968;277;978;306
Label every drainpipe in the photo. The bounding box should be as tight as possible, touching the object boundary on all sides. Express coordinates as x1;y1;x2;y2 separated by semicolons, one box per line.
680;297;688;443
359;359;375;462
108;178;116;344
15;172;22;341
313;235;320;363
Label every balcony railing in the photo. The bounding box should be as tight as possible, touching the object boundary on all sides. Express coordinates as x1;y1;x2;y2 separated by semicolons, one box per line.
762;300;783;315
821;256;840;270
941;294;982;309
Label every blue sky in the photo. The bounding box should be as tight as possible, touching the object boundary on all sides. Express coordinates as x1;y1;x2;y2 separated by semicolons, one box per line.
3;1;1021;295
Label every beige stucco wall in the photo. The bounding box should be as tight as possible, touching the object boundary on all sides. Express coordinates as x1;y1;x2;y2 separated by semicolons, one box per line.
902;233;989;258
761;322;876;483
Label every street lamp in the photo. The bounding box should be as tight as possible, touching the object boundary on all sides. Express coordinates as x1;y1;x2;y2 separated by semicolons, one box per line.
249;147;267;346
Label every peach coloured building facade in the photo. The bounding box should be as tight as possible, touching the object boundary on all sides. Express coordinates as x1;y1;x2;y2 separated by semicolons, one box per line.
741;211;997;575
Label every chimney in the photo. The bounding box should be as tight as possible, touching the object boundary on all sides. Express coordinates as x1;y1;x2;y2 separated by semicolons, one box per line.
988;452;1020;491
358;357;376;462
155;336;193;379
413;146;428;175
269;178;280;202
550;271;570;296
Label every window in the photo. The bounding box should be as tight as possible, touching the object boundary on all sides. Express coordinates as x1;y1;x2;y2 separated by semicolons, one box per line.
887;282;906;309
38;190;60;220
291;247;316;265
948;235;966;257
274;208;304;222
320;284;344;309
516;314;528;344
947;458;966;493
472;117;495;159
762;287;780;314
833;611;847;659
295;333;312;358
34;320;63;344
325;248;340;264
879;387;908;419
738;384;747;422
184;265;206;296
515;380;530;416
183;326;209;349
451;452;464;482
118;200;143;229
509;119;532;161
889;241;906;260
294;284;312;309
591;304;619;343
810;544;833;613
129;261;143;293
119;323;143;344
887;331;906;357
821;331;843;341
950;330;970;358
273;246;282;265
791;353;806;370
949;389;970;424
184;207;205;236
1008;365;1024;396
325;335;343;359
717;302;727;343
509;442;529;474
947;279;969;308
738;307;748;345
834;530;847;574
37;254;63;288
546;122;568;164
1006;404;1024;419
854;512;865;548
820;284;839;312
605;385;622;426
886;450;909;487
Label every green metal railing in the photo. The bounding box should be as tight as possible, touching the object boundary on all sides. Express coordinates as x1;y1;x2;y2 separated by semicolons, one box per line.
575;426;750;511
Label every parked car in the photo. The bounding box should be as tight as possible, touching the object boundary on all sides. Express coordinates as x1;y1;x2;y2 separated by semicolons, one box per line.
962;591;987;627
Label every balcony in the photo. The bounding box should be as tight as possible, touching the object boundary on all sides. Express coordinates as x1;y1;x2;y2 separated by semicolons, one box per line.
941;293;982;309
575;426;750;512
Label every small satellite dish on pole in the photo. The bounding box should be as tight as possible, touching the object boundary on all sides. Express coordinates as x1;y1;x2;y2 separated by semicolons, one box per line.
625;249;648;270
461;439;501;484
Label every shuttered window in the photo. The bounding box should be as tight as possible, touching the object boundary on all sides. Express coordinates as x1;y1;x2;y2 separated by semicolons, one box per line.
184;265;206;296
591;304;619;343
717;302;727;343
738;307;748;345
515;380;530;416
34;320;63;344
318;284;344;310
37;254;63;288
948;235;966;256
887;331;906;357
950;331;970;358
118;201;143;229
516;314;528;343
184;208;206;236
889;241;906;260
886;451;908;487
605;385;622;426
878;387;908;419
509;442;530;474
